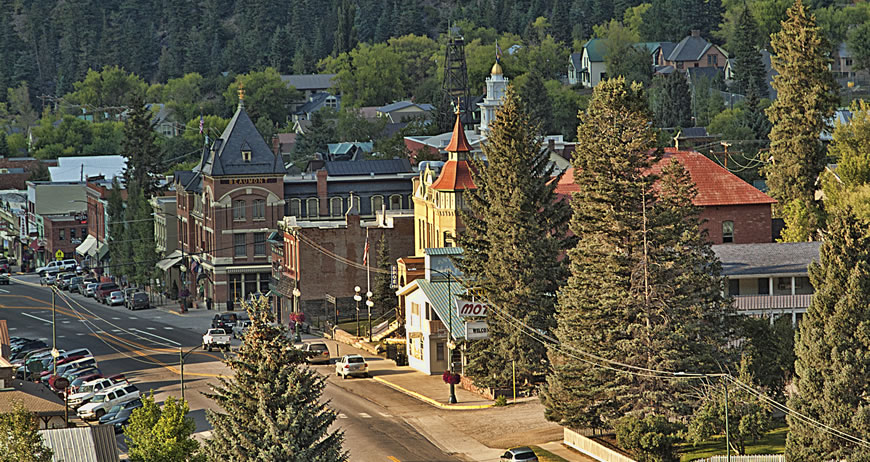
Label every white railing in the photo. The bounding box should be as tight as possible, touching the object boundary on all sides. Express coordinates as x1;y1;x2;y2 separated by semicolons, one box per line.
699;455;784;462
733;294;811;311
564;428;635;462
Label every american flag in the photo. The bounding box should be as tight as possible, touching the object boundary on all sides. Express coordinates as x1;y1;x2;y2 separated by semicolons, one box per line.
362;235;370;266
199;115;204;134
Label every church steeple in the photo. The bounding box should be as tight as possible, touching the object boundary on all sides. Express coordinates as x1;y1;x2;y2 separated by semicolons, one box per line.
478;53;509;136
431;109;476;191
445;105;471;161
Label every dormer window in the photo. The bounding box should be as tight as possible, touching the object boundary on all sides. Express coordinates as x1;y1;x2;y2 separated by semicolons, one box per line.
242;150;252;162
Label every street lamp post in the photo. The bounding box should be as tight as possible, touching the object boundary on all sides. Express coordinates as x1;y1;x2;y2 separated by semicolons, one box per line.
354;286;361;337
178;345;199;401
292;287;302;342
428;267;458;404
366;291;374;343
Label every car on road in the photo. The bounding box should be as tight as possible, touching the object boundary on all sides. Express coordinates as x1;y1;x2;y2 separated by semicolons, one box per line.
123;287;138;301
232;318;252;339
202;328;231;352
0;257;10;273
77;383;140;420
94;282;120;303
36;259;77;276
68;276;83;292
56;272;76;290
40;269;60;285
211;313;238;330
303;342;331;365
335;354;369;379
500;447;539;461
127;292;150;310
0;273;9;285
107;291;125;306
76;278;96;294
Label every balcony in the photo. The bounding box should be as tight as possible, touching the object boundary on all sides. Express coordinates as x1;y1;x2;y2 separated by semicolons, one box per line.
733;294;812;312
423;319;447;336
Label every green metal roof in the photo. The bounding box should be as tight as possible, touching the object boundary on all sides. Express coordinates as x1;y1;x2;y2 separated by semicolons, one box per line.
583;38;607;62
416;279;469;340
423;247;463;256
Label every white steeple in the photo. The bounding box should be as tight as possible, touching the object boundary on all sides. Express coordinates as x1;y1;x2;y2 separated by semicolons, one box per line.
478;59;508;136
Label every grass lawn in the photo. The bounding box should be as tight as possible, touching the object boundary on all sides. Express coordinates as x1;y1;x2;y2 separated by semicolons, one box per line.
678;424;788;461
531;445;570;462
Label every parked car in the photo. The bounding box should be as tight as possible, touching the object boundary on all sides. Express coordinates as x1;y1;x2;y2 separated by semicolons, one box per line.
232;318;252;339
77;383;140;420
123;287;138;301
41;357;97;385
68;276;84;293
84;282;99;297
500;447;539;462
50;366;101;391
0;273;9;285
211;313;237;330
77;278;97;294
0;257;9;273
127;292;150;310
40;270;60;285
36;259;77;276
69;376;128;409
335;354;369;379
202;328;231;352
105;406;136;433
94;282;120;303
107;291;125;306
66;373;104;395
99;398;143;425
303;342;331;365
10;340;48;359
56;273;76;290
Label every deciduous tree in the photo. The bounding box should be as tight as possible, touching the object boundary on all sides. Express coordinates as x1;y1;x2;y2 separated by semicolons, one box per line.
125;394;204;462
0;402;53;462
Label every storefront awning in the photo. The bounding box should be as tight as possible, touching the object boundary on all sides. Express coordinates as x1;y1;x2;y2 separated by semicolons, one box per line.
76;235;98;257
156;249;184;272
96;242;109;261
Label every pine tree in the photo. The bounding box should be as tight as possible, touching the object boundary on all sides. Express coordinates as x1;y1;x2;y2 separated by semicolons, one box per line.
650;71;692;128
333;0;358;57
732;6;767;98
457;87;572;389
128;182;157;287
786;209;870;459
107;178;131;279
122;94;161;196
542;78;730;429
204;297;345;461
0;132;8;157
0;403;53;462
517;70;554;135
125;394;204;462
764;0;838;240
370;234;396;318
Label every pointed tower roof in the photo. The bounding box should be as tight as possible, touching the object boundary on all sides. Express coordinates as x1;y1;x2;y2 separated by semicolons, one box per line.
431;111;476;191
199;103;286;177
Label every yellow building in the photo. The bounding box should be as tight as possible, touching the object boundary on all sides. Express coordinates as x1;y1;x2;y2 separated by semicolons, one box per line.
412;112;477;257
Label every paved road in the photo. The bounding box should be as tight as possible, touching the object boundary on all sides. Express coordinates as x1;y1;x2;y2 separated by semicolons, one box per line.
1;275;459;461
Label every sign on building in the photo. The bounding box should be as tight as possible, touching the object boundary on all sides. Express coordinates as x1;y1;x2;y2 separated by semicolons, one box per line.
465;321;488;340
390;265;398;289
455;299;487;317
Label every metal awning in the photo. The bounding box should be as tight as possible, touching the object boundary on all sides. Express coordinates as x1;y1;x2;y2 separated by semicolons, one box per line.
156;249;183;271
76;235;98;256
96;242;109;260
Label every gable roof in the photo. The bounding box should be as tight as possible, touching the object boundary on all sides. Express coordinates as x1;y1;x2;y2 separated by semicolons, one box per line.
377;101;434;113
713;242;821;277
322;159;412;176
295;92;339;115
555;149;776;207
582;38;607;62
569;52;582;70
0;380;65;416
199;104;286;177
667;35;714;62
280;74;336;91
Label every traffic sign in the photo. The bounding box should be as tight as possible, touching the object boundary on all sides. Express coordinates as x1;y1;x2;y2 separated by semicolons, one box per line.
55;250;64;260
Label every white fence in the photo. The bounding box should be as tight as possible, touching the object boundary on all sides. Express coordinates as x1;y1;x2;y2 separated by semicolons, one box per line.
563;428;635;462
699;456;784;462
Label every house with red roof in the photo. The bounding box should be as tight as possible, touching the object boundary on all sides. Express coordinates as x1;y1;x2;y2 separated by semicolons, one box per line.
555;148;776;244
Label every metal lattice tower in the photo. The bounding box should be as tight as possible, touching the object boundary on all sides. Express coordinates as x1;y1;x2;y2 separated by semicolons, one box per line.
439;26;471;132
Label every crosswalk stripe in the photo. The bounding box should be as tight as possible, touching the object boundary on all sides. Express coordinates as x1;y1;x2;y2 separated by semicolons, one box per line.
146;327;156;330
358;413;371;418
163;327;173;330
111;317;121;320
338;413;348;419
129;317;138;320
379;412;392;418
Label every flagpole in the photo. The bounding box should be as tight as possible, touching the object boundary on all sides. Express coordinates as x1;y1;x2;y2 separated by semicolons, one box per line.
365;228;370;294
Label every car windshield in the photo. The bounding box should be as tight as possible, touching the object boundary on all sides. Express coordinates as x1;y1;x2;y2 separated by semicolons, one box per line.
107;404;122;414
91;394;107;403
110;291;122;297
80;384;95;393
347;357;364;364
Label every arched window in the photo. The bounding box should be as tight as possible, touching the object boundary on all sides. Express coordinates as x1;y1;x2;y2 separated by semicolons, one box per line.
722;220;734;243
371;195;384;215
307;198;319;218
289;199;302;217
389;194;402;210
330;197;343;217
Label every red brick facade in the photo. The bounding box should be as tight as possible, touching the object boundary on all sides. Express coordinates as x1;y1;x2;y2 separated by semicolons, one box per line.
43;215;87;262
701;204;772;245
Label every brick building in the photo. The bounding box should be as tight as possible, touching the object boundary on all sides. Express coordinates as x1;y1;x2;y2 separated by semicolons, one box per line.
26;181;87;267
174;97;287;310
42;214;87;264
555;148;776;244
78;178;125;269
272;207;415;325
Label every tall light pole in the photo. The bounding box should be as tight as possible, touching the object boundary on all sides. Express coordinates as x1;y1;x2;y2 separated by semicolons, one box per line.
366;291;374;343
292;287;302;342
179;345;199;401
354;286;361;337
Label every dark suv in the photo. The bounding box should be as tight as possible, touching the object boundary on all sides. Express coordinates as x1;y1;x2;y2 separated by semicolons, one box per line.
211;313;237;330
128;292;150;310
94;282;120;304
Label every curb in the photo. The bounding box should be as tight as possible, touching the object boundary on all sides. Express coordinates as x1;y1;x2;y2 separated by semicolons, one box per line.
372;376;493;410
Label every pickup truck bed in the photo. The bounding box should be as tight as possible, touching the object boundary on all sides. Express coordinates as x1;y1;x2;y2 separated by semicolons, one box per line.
202;329;231;352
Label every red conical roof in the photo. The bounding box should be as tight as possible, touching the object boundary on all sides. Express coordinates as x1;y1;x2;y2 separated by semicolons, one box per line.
445;111;472;153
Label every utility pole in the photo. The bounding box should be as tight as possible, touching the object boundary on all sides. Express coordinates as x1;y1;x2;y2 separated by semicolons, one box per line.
724;377;731;462
51;289;57;376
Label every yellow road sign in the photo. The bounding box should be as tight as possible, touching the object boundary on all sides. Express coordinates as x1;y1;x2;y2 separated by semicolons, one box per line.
55;250;64;260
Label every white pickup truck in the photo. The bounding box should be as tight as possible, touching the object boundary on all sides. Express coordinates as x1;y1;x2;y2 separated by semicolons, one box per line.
202;328;231;352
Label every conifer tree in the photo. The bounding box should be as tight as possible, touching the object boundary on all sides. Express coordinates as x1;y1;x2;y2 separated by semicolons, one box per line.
650;71;692;128
517;70;554;135
457;87;572;389
370;234;396;317
333;0;358;57
204;297;345;461
732;6;767;98
786;208;870;460
122;94;161;196
543;78;730;429
764;0;838;240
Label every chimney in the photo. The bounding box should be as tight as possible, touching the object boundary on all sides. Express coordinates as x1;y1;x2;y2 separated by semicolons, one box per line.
691;30;700;38
316;169;329;216
272;134;280;156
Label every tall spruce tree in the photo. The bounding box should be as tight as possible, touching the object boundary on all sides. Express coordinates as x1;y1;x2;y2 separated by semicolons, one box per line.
650;71;692;128
333;0;358;57
517;69;554;135
764;0;838;240
122;94;161;196
107;178;131;279
370;234;396;317
542;78;731;429
204;297;345;461
786;209;870;459
457;87;572;389
732;6;767;98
